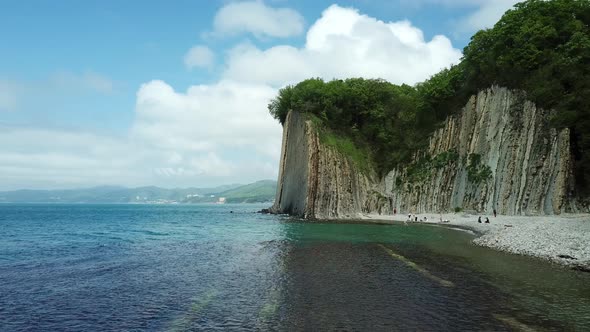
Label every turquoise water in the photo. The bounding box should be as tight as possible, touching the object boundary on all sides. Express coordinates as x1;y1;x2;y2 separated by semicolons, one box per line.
0;203;589;331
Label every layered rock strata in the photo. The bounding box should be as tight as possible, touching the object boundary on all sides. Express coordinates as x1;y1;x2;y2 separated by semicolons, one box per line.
272;87;576;219
270;111;387;219
384;87;574;215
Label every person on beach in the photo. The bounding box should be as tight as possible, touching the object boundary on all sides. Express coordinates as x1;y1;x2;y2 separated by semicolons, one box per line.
485;217;490;224
493;209;497;218
394;208;397;215
478;216;482;223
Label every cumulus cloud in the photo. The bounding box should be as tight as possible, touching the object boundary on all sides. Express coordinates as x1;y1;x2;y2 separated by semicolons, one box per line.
0;4;466;190
132;79;281;154
184;45;215;70
0;109;281;190
222;5;462;86
213;1;305;38
0;79;283;190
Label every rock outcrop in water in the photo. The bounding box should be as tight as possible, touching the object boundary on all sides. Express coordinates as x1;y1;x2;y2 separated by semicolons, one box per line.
271;87;577;219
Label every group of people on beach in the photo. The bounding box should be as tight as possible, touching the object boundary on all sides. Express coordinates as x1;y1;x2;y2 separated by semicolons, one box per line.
406;213;429;223
478;208;497;224
394;207;498;224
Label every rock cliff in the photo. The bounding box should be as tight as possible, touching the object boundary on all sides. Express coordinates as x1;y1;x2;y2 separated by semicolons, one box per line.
270;111;388;219
272;87;577;219
384;87;574;215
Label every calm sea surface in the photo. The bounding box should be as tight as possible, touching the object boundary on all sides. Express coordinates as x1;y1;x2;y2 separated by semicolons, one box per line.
1;204;589;331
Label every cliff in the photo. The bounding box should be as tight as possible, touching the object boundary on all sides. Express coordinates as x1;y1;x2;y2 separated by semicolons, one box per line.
384;87;574;215
270;111;388;219
272;87;577;219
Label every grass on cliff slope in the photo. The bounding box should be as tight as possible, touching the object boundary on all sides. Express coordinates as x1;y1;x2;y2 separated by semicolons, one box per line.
307;113;375;175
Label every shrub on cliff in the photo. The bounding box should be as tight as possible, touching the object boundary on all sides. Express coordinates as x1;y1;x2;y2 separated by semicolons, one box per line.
461;0;590;192
268;78;429;175
269;0;590;193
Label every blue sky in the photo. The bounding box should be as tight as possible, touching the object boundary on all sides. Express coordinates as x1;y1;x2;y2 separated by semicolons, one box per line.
0;0;520;190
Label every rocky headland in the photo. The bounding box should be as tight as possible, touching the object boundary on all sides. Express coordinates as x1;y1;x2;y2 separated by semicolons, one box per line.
269;86;589;269
271;87;581;218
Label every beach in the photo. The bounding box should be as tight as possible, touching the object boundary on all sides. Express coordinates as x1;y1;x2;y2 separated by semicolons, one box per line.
362;212;590;271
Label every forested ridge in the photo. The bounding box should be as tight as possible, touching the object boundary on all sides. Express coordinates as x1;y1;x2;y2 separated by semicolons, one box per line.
268;0;590;195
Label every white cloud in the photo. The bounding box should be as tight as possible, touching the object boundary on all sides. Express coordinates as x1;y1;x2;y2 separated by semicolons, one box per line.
0;78;283;190
132;79;282;155
222;5;462;86
184;45;215;70
0;102;281;190
0;4;468;190
213;1;304;38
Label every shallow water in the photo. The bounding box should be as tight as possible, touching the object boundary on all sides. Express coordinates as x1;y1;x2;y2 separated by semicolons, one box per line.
0;204;589;331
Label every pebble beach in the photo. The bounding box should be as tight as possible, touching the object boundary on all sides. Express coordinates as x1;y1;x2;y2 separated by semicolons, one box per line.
362;212;590;271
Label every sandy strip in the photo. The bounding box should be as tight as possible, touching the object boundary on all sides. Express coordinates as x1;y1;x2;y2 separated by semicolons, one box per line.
361;212;590;271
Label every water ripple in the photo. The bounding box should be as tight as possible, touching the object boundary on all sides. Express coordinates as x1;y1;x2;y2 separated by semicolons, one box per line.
0;203;588;331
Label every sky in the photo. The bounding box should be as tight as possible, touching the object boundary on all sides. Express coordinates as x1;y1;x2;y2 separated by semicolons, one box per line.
0;0;521;190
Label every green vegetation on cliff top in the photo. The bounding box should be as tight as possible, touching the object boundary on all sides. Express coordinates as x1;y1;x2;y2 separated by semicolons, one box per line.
268;0;590;194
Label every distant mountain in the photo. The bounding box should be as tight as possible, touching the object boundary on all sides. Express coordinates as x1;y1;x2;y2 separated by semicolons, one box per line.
0;181;275;204
183;180;277;203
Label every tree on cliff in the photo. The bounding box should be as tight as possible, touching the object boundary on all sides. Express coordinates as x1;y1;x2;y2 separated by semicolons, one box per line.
268;78;428;175
268;0;590;194
461;0;590;192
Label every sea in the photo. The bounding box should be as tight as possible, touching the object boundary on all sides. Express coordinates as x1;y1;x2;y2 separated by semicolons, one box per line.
1;203;589;331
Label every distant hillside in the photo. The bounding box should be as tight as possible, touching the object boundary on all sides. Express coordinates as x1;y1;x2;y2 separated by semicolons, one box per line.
182;180;277;203
0;182;275;204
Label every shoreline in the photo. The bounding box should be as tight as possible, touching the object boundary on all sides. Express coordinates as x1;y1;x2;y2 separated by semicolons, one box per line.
360;212;590;272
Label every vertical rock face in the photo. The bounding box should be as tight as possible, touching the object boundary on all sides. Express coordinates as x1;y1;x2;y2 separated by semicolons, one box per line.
272;87;576;219
271;111;387;219
384;87;574;215
271;111;310;217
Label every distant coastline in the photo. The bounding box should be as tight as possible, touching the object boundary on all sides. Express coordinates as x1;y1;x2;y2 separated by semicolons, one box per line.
0;180;276;205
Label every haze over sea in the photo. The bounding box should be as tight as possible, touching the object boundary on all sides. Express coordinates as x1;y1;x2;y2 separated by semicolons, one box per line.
1;203;589;331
